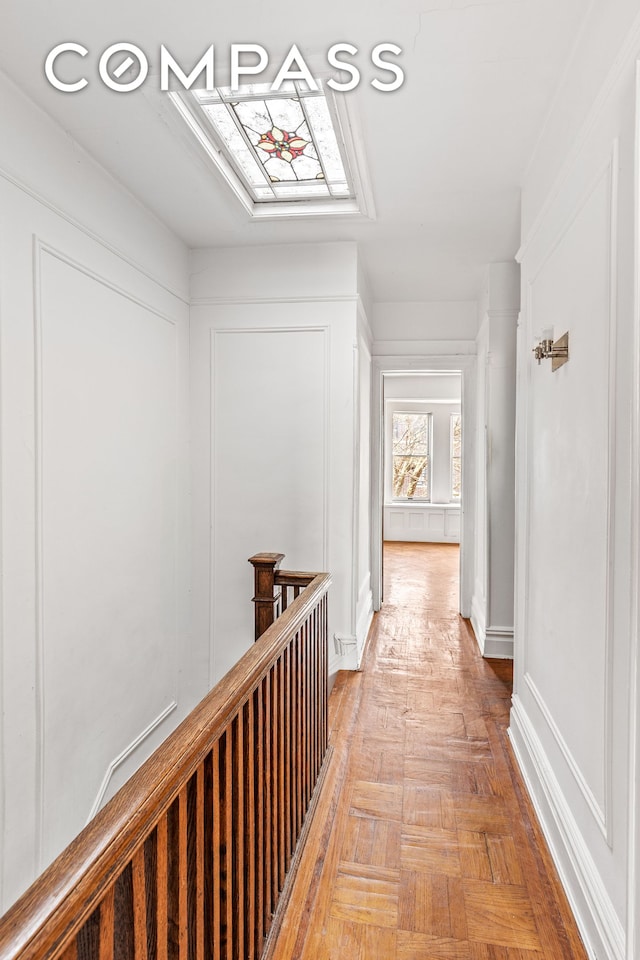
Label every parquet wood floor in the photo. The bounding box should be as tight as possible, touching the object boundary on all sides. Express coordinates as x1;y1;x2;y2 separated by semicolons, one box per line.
270;542;588;960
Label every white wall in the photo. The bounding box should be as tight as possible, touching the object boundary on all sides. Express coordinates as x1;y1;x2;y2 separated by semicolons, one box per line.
0;73;195;911
521;0;640;242
510;6;640;957
372;300;478;356
473;315;489;643
355;298;374;666
190;241;369;682
470;263;518;659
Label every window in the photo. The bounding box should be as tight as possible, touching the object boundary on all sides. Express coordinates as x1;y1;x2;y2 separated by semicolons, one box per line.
450;413;462;499
168;80;370;218
392;412;431;500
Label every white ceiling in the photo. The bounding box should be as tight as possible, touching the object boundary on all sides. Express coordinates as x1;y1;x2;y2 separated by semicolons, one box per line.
0;0;587;302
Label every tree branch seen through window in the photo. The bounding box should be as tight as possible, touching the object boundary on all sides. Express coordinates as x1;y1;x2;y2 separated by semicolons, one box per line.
451;413;462;499
392;413;431;499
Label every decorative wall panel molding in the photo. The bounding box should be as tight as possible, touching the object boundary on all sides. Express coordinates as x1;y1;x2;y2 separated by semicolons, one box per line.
87;700;177;822
383;504;460;543
519;142;618;842
524;673;607;835
208;325;330;686
0;164;188;304
34;240;178;327
33;239;181;871
510;697;625;960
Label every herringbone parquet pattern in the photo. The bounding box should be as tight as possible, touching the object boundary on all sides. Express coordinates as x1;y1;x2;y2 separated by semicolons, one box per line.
271;542;588;960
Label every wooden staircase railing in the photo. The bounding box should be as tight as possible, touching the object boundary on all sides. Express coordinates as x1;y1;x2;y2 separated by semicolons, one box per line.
248;553;320;641
0;554;331;960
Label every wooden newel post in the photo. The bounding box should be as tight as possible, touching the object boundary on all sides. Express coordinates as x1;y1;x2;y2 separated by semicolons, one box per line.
249;552;285;640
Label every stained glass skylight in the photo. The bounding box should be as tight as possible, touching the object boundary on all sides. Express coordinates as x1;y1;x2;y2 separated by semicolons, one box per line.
171;81;356;206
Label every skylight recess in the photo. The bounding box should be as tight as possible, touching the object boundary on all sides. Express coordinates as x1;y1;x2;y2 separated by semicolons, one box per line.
170;80;361;213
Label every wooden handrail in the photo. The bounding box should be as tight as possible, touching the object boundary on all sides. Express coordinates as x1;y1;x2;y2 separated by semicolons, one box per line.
274;571;318;587
0;563;331;960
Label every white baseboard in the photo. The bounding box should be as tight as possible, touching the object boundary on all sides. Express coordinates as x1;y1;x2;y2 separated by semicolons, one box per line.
330;633;358;676
484;626;514;659
328;651;357;679
509;696;625;960
470;592;486;654
470;591;513;658
328;652;343;685
329;579;374;677
356;587;374;669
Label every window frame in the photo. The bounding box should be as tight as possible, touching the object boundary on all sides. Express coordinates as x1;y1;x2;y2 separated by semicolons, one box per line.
391;410;433;502
450;412;462;501
166;79;375;221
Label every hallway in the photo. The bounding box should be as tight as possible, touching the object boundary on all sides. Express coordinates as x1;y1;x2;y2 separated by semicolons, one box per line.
271;542;587;959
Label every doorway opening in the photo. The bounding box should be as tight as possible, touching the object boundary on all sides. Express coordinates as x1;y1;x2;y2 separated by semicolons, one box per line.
371;358;476;617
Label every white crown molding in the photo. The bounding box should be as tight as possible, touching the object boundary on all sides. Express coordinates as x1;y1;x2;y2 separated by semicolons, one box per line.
0;164;188;305
191;294;359;307
36;240;179;326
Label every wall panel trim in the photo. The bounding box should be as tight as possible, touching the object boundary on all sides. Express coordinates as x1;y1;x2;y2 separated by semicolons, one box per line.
86;700;178;822
510;696;625;960
626;59;640;960
32;236;181;870
35;240;178;327
519;143;618;844
208;324;330;687
524;672;608;836
0;164;188;305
